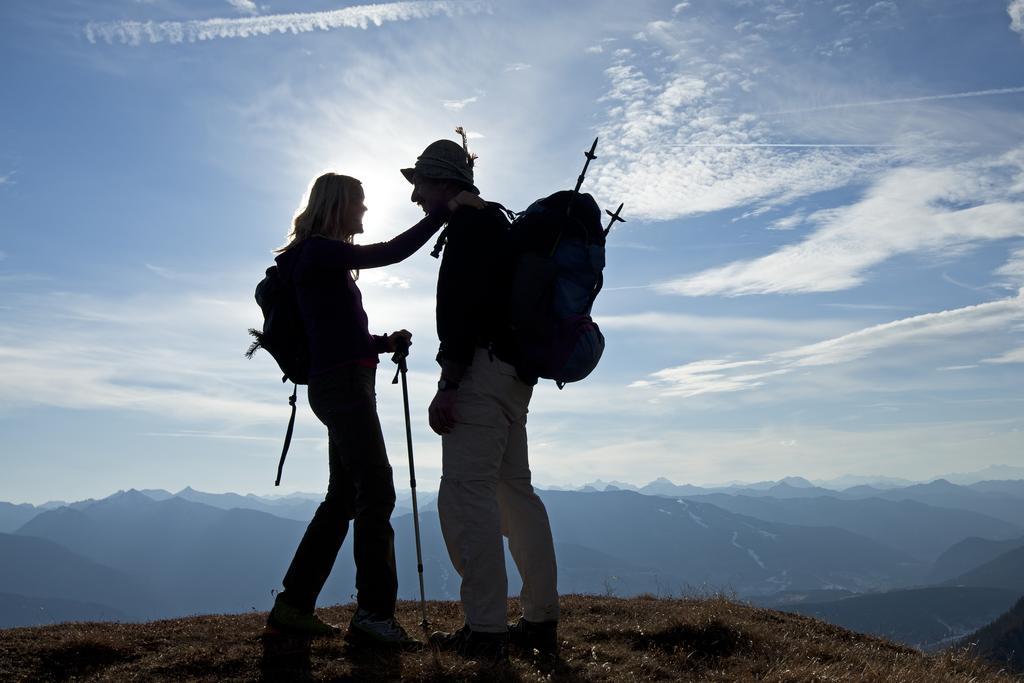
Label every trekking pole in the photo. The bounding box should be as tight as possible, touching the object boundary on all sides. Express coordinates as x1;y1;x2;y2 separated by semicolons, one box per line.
391;339;429;631
566;137;599;218
604;202;626;237
573;137;599;193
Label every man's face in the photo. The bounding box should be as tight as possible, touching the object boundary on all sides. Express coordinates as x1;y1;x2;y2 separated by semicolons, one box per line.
410;177;451;214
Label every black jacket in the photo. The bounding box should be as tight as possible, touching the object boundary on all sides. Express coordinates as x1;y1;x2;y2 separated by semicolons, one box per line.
435;204;523;374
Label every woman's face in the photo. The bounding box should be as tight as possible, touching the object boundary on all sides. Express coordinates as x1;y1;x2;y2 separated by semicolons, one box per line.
340;190;367;238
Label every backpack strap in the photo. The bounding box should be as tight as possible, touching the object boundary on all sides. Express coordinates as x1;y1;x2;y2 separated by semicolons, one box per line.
488;202;518;223
274;383;298;486
431;202;518;259
586;271;604;313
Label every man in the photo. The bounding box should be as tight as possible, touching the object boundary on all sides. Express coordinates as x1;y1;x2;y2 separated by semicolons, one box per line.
401;139;560;662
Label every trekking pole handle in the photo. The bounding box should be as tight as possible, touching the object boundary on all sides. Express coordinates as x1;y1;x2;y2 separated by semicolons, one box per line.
391;336;410;362
391;337;410;384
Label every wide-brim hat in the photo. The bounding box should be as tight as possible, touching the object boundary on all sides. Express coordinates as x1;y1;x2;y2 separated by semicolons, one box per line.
401;139;479;193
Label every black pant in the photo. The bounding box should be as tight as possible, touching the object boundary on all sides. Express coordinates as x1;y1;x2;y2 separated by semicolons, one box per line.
279;363;398;617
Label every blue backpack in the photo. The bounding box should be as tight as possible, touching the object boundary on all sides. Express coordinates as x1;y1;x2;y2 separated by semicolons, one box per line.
506;190;608;388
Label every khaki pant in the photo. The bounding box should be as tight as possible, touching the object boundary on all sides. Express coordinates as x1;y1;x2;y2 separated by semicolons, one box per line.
438;348;559;632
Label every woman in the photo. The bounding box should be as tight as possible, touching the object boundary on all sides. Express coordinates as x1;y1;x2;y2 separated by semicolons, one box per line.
266;172;483;646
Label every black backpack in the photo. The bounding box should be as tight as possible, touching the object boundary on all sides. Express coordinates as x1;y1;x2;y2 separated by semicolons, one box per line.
245;263;309;485
506;190;608;388
246;265;310;385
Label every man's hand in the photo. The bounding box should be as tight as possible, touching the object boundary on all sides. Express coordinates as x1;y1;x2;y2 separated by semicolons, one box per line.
386;329;412;353
428;389;458;435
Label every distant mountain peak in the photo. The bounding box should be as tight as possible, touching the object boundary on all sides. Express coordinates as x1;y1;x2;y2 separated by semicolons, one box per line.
102;489;152;503
580;479;639;491
921;479;959;490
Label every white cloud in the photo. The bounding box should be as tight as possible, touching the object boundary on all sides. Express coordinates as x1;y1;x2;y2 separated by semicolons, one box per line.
145;431;322;443
635;291;1024;398
441;96;478;111
733;205;773;222
504;62;531;72
778;294;1024;368
982;346;1024;364
227;0;259;15
1010;0;1024;37
659;152;1024;296
587;4;1024;225
630;359;786;399
768;211;804;231
996;248;1024;289
0;259;442;428
819;37;853;58
599;311;847;341
85;0;489;46
145;263;205;282
590;34;895;221
359;270;410;289
0;289;283;425
865;1;899;23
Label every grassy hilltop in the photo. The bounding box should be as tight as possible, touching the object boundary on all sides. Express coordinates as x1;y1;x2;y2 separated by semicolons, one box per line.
0;595;1016;682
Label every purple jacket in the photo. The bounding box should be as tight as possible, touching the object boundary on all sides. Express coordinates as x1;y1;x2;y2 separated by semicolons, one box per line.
275;213;445;378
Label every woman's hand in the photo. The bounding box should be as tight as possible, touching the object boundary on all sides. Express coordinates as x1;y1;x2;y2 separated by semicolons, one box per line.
447;191;487;212
387;329;412;353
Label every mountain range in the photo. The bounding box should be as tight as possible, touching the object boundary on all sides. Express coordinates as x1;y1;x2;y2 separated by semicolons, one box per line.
4;471;1024;651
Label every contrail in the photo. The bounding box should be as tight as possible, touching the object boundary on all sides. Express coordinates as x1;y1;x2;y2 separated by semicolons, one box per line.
85;0;489;46
764;86;1024;116
665;143;907;148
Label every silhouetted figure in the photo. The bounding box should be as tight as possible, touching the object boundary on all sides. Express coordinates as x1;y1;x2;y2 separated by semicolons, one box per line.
402;138;560;663
266;172;483;646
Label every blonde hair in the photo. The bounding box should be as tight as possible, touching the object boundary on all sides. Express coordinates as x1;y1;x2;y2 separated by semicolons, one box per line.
278;173;363;254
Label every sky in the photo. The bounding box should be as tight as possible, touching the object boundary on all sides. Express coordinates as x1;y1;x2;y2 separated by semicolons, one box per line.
1;0;1022;504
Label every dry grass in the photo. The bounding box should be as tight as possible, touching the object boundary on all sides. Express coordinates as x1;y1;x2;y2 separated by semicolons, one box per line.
0;595;1018;682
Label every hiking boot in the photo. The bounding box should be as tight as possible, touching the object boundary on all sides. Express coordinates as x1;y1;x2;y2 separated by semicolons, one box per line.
345;608;422;650
266;597;340;638
429;624;508;664
508;617;558;657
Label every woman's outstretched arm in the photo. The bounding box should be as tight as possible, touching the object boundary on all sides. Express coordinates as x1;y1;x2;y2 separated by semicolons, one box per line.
316;192;488;270
330;212;447;270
